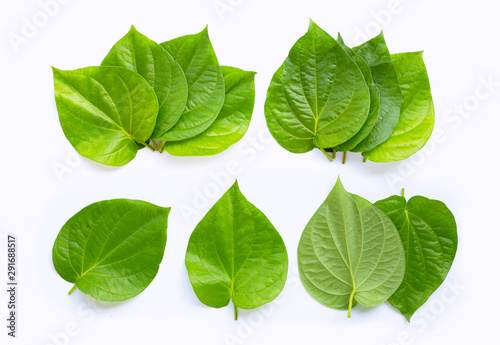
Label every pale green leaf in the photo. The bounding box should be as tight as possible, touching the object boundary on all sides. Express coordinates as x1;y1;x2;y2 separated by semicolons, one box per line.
298;179;405;317
53;66;158;166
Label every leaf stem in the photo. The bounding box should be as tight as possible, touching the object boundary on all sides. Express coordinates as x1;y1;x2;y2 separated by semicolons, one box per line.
234;303;238;320
143;142;155;152
151;139;159;151
159;141;165;153
363;157;367;163
348;289;355;318
342;151;347;164
68;284;77;295
401;188;405;197
320;148;333;162
332;150;337;159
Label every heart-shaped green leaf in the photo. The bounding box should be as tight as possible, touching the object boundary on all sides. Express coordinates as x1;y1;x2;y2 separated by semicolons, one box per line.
298;179;405;317
374;193;458;321
264;20;370;154
335;34;381;152
53;66;159;166
351;32;402;152
363;52;435;162
185;181;288;319
52;199;170;302
102;26;188;139
160;27;225;141
164;66;255;156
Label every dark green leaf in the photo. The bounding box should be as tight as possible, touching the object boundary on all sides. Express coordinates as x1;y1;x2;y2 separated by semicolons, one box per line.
298;179;405;317
102;26;188;139
352;32;402;152
161;27;225;141
53;66;158;166
185;181;288;318
335;34;381;152
52;199;170;302
374;194;458;321
264;21;370;153
164;66;255;156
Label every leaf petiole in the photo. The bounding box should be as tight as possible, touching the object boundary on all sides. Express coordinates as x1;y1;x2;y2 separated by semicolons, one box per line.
348;289;355;318
68;284;77;295
342;151;347;164
234;303;238;320
320;148;333;162
143;142;155;152
401;188;405;197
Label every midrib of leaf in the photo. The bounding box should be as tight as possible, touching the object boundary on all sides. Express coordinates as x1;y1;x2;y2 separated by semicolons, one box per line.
58;99;134;144
321;207;353;288
315;51;339;134
209;206;232;289
233;207;276;292
76;209;161;281
193;229;231;290
309;224;352;288
59;79;124;133
317;73;357;133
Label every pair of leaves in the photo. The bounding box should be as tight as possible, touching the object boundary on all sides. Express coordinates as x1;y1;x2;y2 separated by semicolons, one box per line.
298;180;457;320
53;26;255;166
264;20;434;163
185;181;288;319
298;179;405;317
52;199;170;302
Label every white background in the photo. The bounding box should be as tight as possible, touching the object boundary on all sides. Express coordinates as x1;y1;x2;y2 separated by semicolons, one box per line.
0;0;497;344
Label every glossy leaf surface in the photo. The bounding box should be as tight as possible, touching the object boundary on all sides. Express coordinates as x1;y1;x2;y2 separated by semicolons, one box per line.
335;34;381;152
374;194;457;321
164;66;255;156
352;33;402;152
102;26;188;139
363;52;435;162
161;27;225;141
185;181;288;318
53;66;159;166
265;21;370;152
52;199;170;302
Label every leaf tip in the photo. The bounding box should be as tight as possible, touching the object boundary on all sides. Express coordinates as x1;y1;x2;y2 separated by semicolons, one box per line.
308;18;320;31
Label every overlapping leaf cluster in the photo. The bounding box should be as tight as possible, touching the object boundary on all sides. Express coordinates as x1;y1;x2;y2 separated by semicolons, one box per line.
53;26;256;166
298;179;458;320
265;20;435;163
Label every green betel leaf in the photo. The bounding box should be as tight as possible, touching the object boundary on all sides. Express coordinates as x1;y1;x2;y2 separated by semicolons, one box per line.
298;179;405;318
351;32;402;152
52;199;170;302
374;193;458;321
160;27;225;141
264;21;370;155
164;66;255;156
53;66;159;166
101;26;188;139
185;181;288;319
335;34;381;152
363;52;435;162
